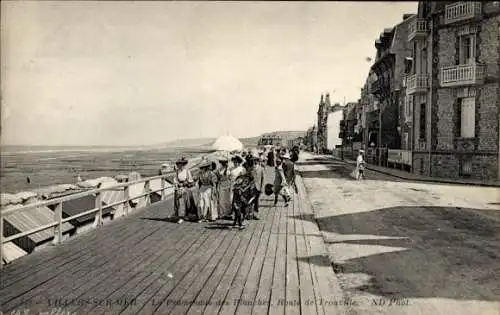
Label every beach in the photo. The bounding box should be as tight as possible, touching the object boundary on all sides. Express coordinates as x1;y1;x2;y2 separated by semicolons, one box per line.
0;146;207;194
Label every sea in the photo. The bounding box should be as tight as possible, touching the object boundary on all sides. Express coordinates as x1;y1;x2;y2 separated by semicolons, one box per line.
0;145;210;194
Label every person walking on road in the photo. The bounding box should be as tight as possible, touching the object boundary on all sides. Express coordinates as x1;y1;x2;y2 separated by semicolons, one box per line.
356;149;366;180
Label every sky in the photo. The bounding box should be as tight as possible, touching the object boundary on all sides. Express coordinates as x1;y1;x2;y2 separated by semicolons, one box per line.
1;1;417;146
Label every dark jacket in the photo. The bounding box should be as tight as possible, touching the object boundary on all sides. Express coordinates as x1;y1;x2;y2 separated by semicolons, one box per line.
281;159;295;184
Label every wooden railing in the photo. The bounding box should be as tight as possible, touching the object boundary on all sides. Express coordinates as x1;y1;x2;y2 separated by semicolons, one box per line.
406;74;428;94
445;2;482;24
408;18;427;41
0;167;189;269
440;63;485;87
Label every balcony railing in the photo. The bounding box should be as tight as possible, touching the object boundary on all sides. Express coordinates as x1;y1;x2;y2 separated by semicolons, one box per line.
408;18;428;41
445;2;482;24
406;74;428;94
440;63;485;87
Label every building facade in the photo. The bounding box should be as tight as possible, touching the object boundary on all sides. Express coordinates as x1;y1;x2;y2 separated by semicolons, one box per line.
326;103;344;151
409;1;500;179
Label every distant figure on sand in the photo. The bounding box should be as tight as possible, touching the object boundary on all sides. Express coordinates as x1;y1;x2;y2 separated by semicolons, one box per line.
173;157;195;224
26;176;31;184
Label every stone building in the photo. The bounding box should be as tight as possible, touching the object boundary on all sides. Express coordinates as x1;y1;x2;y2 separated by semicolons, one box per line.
370;14;415;151
409;1;500;179
316;93;333;152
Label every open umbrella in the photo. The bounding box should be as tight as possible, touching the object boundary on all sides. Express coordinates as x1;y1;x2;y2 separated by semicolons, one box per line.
212;135;244;152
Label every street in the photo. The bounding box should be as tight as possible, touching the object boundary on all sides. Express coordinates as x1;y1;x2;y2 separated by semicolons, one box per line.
297;152;500;315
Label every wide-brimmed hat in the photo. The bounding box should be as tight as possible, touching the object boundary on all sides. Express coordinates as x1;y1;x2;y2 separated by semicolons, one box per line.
282;153;291;159
218;156;228;163
359;149;365;153
175;157;189;165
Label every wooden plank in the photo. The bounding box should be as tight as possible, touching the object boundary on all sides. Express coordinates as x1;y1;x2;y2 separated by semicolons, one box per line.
1;196;174;278
64;223;203;315
152;227;235;314
0;217;162;310
250;192;282;315
232;199;275;315
294;190;321;315
51;221;196;315
182;225;247;315
6;218;177;313
163;225;242;315
199;217;266;315
119;229;219;315
268;201;287;315
0;198;173;286
285;191;301;315
98;225;205;315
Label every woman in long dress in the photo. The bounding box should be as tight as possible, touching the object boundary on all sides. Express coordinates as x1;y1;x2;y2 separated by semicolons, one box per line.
198;161;218;222
173;157;194;224
273;158;290;207
216;157;232;219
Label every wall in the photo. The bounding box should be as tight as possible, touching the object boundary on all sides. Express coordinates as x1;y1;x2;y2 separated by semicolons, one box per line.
326;110;343;150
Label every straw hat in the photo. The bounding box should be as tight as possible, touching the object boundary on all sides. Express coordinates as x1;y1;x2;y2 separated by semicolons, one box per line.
282;153;291;159
175;157;189;165
231;154;244;163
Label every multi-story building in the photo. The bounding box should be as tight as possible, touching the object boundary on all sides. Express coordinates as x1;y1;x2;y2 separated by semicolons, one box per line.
326;103;344;152
317;93;333;152
408;1;500;179
370;14;414;153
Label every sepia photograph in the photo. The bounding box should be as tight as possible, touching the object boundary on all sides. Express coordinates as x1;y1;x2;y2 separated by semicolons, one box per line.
1;1;499;314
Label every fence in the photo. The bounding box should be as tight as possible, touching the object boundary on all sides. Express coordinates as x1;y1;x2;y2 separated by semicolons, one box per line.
0;164;198;269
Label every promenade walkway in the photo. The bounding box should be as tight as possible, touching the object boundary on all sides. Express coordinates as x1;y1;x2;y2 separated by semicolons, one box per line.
0;166;346;315
327;154;500;187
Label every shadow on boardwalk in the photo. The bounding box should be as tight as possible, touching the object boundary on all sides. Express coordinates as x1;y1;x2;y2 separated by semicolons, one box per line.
293;205;500;301
0;167;341;315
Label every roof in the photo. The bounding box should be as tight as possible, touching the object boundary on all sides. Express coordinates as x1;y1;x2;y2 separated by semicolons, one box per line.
2;204;74;244
57;195;100;225
2;242;27;264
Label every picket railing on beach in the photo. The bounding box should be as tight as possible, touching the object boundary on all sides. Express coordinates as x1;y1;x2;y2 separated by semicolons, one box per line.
0;167;188;269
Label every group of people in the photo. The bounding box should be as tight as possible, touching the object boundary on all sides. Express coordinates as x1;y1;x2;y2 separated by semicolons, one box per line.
169;146;300;229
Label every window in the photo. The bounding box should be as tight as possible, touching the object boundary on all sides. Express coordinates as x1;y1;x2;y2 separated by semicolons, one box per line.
459;156;472;177
419;102;426;140
459;97;475;138
405;95;414;121
459;35;476;64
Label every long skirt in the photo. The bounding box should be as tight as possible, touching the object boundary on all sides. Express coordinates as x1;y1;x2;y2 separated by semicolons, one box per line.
174;187;194;217
217;181;232;217
199;186;216;220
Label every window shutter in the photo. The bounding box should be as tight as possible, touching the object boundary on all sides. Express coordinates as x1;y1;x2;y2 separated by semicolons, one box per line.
460;97;475;138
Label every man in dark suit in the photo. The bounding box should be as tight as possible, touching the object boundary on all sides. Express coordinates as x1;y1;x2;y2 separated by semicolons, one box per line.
248;154;264;220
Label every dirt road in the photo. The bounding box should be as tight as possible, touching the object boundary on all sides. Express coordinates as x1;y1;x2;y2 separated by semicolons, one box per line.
297;152;500;315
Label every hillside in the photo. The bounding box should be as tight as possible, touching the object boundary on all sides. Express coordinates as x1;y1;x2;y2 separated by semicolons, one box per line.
156;130;305;150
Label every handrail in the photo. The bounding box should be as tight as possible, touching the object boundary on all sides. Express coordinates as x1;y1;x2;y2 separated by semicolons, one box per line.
0;160;201;268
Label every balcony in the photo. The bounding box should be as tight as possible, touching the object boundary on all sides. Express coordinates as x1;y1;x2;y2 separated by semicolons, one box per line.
440;63;485;87
406;74;428;94
444;2;482;25
408;19;428;41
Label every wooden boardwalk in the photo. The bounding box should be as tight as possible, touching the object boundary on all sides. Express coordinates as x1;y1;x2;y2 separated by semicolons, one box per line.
0;168;344;315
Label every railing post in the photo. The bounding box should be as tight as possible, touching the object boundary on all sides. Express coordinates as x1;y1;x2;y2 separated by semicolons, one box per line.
124;186;130;216
145;180;151;206
53;202;62;245
1;208;4;270
161;177;166;201
95;192;103;228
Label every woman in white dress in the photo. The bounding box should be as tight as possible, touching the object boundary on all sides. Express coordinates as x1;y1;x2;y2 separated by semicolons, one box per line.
173;157;194;223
